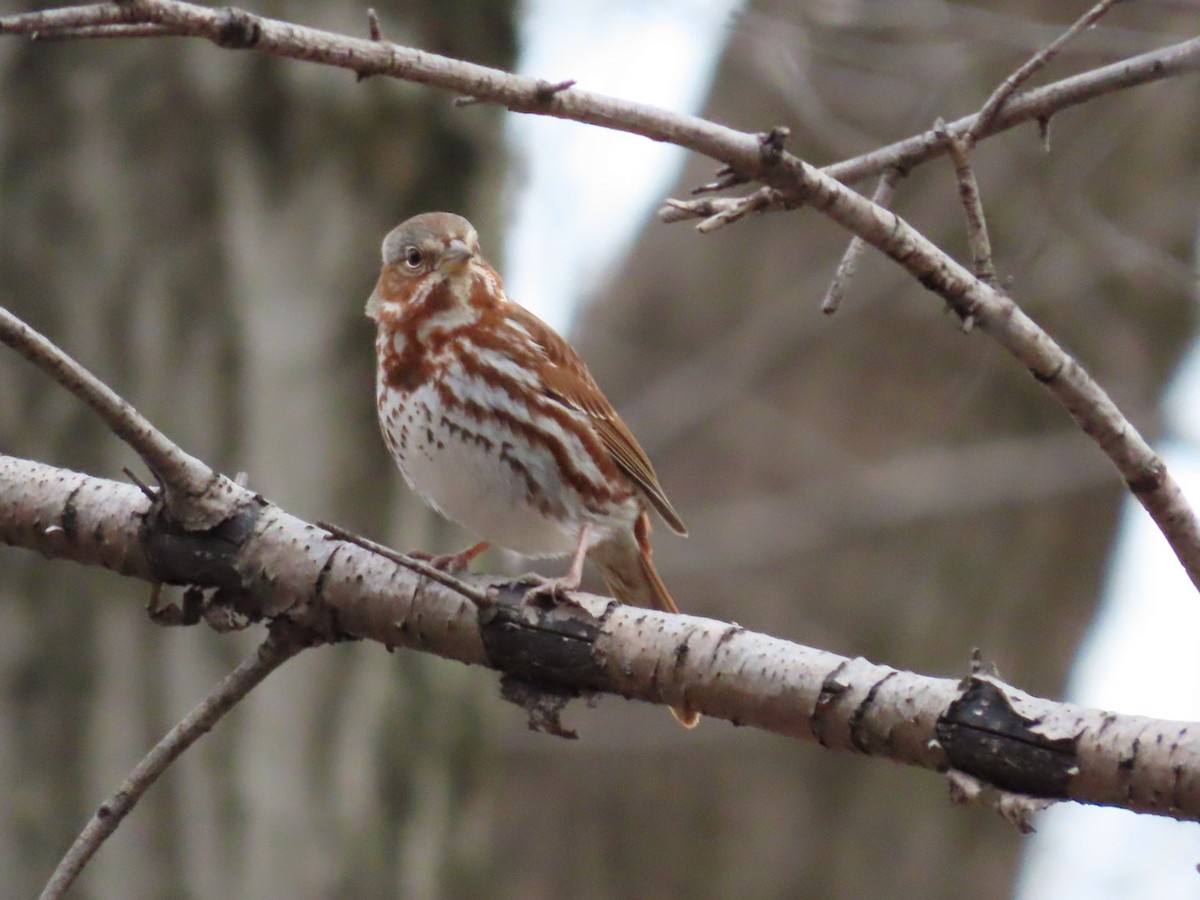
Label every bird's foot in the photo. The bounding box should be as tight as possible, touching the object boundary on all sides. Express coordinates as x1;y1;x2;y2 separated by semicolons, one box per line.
518;573;587;612
518;524;591;609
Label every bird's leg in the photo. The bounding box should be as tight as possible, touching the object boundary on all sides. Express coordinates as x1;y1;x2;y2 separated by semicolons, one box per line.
408;541;490;574
522;525;591;606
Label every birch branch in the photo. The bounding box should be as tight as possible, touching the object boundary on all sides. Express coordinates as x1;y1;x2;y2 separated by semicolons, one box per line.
0;306;237;528
4;5;1197;593
2;450;1199;822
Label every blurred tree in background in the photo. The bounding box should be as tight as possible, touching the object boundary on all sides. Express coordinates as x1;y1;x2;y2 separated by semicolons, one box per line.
0;1;516;896
1;1;1198;898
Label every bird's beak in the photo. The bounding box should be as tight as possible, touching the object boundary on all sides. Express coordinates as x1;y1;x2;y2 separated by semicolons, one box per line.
365;284;382;321
439;239;474;274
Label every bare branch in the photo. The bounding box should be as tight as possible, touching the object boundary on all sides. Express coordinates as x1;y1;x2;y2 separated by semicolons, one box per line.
1;3;1199;838
826;35;1200;187
30;22;180;40
662;186;775;232
39;624;312;899
317;520;492;608
4;451;1200;823
355;7;383;81
821;168;903;314
660;34;1200;224
967;0;1127;146
756;155;1200;590
933;120;997;292
5;3;1195;192
0;304;235;528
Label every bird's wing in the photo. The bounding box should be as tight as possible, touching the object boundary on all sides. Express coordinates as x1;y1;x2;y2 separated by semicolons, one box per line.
506;303;687;536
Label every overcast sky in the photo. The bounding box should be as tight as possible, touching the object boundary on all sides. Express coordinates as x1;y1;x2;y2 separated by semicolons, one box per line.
505;0;741;332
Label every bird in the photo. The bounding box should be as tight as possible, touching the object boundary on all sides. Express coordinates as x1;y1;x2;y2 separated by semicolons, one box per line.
366;211;697;727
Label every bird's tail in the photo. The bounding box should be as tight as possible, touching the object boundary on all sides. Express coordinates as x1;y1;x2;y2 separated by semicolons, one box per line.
590;511;699;728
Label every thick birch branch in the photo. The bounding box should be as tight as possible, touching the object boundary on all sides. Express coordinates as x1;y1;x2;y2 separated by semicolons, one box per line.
3;450;1199;823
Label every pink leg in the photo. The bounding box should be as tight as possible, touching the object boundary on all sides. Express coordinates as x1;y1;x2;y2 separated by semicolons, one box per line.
558;524;591;590
522;525;591;602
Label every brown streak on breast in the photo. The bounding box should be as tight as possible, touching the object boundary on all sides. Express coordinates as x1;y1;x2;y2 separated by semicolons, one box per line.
422;279;457;317
379;330;430;393
432;374;625;507
377;279;459;394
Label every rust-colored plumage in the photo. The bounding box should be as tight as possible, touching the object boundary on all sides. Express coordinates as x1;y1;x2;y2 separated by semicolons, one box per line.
367;211;696;727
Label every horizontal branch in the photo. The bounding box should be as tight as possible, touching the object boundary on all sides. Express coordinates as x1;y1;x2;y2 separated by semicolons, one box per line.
3;451;1198;821
10;3;1194;190
0;0;765;174
5;3;1194;194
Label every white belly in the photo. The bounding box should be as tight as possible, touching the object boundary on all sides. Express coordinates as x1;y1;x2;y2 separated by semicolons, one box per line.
379;380;605;558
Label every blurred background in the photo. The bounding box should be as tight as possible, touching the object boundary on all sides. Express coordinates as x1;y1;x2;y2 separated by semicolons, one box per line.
2;0;1199;897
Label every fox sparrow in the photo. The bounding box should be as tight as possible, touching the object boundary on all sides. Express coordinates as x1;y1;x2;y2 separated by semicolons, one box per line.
367;212;697;727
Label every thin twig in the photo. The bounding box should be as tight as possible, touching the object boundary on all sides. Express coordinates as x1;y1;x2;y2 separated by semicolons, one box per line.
39;624;311;900
659;37;1200;231
1;3;135;34
356;7;383;82
933;120;997;293
0;305;216;505
694;187;773;231
967;0;1126;146
534;77;576;101
121;466;157;502
824;33;1200;189
316;521;492;608
821;168;903;314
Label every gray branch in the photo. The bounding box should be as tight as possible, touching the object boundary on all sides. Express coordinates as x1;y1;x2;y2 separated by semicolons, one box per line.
2;451;1198;822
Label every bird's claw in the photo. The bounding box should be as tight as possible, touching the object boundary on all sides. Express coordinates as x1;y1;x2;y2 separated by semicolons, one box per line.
519;575;587;611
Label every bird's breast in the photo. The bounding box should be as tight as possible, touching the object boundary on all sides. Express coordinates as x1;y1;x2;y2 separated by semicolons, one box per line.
374;336;638;557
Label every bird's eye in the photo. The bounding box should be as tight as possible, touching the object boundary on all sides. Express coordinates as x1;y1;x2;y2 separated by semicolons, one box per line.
403;246;424;269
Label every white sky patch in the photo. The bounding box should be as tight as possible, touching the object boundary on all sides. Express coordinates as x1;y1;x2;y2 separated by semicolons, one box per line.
505;0;742;332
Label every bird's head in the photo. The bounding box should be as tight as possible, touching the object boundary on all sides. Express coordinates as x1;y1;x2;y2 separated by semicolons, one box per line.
366;211;485;321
